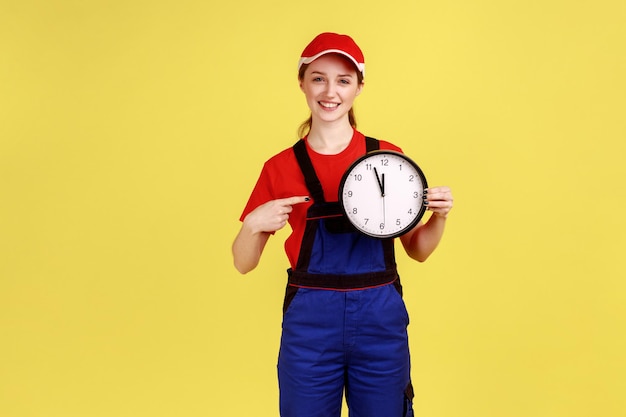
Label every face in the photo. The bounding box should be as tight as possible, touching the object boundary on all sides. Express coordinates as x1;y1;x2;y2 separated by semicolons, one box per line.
299;54;364;126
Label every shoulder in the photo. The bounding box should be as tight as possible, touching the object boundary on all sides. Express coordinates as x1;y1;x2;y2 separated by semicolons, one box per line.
262;143;299;169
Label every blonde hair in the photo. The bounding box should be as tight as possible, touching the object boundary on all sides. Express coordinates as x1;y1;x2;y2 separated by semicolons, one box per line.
297;61;364;138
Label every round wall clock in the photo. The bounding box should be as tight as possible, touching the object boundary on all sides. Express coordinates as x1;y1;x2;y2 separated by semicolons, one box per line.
339;150;428;238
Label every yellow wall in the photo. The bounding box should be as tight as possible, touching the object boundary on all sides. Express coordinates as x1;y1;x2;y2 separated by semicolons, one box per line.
1;1;624;416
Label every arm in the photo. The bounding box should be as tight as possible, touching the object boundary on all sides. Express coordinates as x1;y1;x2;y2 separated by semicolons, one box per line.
232;224;271;274
400;186;453;262
232;196;309;274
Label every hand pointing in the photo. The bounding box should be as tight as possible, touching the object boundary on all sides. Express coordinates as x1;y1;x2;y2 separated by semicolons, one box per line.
243;196;310;233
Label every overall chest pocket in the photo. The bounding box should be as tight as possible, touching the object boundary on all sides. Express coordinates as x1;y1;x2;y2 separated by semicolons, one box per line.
306;203;387;274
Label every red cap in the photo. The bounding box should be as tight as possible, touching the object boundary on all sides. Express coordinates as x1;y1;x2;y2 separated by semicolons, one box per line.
298;32;365;76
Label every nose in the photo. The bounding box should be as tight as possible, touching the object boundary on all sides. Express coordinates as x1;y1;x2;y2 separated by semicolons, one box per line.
323;82;336;97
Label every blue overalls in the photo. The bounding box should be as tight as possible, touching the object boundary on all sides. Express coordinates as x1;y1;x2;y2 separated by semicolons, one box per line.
278;137;414;417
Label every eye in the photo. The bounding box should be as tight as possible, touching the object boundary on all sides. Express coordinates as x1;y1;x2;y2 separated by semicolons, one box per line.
339;79;351;85
312;77;324;82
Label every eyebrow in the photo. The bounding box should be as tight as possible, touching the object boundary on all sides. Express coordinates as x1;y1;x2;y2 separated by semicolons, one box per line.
310;71;354;78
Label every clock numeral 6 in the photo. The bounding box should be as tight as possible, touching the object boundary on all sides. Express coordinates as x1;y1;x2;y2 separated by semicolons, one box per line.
379;223;385;230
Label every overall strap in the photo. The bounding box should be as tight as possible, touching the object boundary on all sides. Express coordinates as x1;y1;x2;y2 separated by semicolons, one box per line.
293;140;325;203
365;136;380;152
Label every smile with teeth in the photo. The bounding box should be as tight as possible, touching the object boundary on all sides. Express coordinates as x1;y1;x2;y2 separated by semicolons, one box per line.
319;101;340;109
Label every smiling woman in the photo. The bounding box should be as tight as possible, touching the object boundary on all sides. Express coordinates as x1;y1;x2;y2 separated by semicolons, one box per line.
297;57;364;141
298;54;364;154
299;54;363;153
232;32;453;417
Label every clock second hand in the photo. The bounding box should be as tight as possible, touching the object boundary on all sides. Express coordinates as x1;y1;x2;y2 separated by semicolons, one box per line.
382;192;386;229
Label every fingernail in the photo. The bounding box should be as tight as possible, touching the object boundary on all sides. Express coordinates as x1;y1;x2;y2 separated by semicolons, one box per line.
423;189;429;194
304;197;310;202
423;201;429;205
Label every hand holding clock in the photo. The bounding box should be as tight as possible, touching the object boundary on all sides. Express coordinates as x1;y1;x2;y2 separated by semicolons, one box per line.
423;186;453;219
399;185;453;262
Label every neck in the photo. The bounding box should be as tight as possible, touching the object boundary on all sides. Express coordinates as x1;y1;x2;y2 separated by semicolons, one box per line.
307;122;354;155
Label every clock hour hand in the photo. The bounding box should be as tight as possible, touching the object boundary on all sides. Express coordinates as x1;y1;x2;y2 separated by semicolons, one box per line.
373;167;385;197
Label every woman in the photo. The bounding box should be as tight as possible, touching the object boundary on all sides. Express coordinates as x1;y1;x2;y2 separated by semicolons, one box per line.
233;32;453;417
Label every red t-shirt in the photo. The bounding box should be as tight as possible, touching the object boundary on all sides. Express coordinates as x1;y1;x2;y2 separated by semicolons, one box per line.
240;129;402;269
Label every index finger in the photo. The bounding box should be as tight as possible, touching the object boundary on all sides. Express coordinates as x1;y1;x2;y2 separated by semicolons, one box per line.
278;196;310;206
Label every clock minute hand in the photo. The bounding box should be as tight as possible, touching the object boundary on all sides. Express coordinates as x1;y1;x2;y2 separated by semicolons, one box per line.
373;167;385;197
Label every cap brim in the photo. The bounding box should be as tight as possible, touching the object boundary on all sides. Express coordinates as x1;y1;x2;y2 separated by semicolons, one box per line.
298;50;365;75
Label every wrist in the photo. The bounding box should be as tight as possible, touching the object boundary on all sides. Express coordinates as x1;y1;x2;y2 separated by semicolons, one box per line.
242;215;263;235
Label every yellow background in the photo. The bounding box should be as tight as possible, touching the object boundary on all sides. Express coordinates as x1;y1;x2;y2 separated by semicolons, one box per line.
1;1;624;416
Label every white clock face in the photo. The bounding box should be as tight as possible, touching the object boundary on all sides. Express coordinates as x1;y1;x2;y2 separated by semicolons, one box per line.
339;151;427;238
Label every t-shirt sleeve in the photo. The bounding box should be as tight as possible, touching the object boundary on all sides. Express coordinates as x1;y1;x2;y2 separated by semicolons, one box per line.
239;161;275;222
